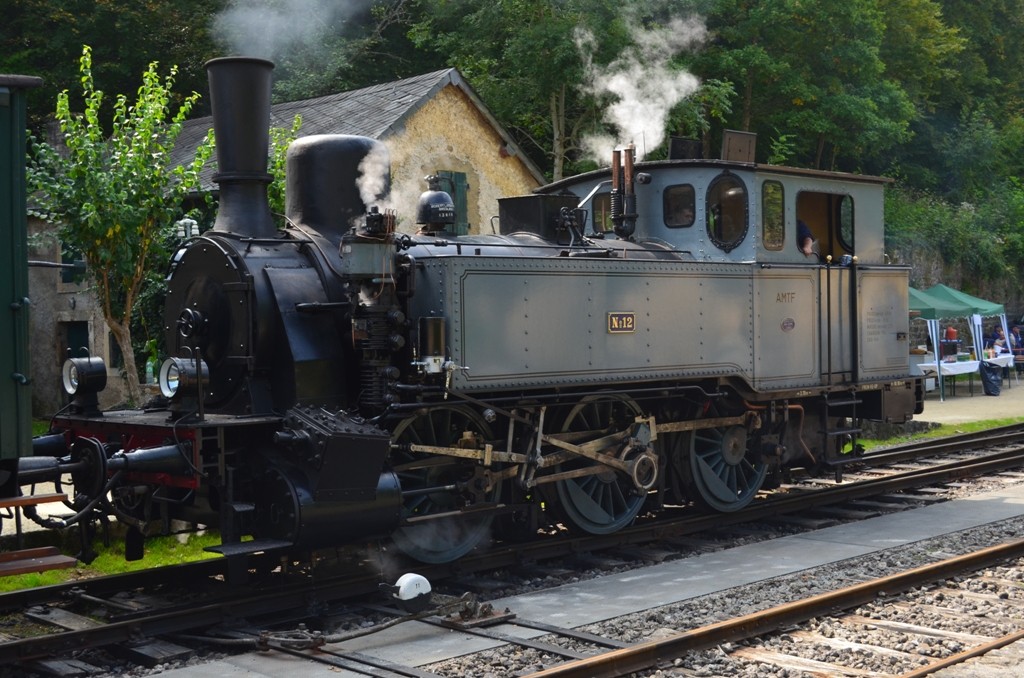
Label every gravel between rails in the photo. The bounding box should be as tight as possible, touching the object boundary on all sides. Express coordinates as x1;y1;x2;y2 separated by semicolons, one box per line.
423;514;1024;677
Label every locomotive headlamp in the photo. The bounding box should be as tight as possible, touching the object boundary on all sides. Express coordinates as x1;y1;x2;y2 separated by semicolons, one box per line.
158;357;209;399
62;356;107;416
62;357;107;397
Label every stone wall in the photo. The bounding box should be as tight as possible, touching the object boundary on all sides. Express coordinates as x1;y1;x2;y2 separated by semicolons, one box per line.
27;219;128;417
893;241;1023;323
386;85;541;234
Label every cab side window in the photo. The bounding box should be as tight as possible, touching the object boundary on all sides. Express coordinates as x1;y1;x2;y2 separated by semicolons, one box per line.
592;192;613;233
762;181;784;250
838;194;854;251
664;184;696;228
706;174;748;252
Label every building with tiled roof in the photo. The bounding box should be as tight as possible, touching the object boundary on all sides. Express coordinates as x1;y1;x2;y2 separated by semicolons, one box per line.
173;68;545;234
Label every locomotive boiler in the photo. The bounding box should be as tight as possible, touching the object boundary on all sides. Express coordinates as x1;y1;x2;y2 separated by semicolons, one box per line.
8;57;923;565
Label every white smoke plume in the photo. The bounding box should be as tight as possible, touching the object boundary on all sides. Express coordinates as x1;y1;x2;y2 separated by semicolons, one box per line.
577;16;707;164
212;0;371;61
357;142;392;211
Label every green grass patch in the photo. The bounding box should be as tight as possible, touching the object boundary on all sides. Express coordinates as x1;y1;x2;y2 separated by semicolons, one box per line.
0;568;71;592
31;420;52;436
0;531;222;592
862;416;1024;451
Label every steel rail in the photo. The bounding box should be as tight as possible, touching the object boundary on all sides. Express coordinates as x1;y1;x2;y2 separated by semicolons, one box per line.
0;567;388;662
0;557;231;614
523;539;1024;678
899;627;1024;678
859;424;1024;466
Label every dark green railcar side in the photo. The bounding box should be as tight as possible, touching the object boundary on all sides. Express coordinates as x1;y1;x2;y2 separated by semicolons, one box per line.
0;74;43;492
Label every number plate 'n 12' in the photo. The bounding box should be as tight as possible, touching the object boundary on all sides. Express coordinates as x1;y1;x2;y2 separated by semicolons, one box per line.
607;312;635;334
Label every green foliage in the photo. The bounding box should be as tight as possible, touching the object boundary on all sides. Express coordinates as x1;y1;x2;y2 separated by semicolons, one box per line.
0;568;70;593
878;0;965;110
410;0;637;179
766;130;795;165
885;185;1015;285
27;45;215;404
665;78;735;145
0;0;219;130
268;114;303;221
705;0;918;170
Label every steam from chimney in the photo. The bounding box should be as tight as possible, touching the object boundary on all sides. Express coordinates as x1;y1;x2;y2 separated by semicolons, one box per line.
577;16;707;163
356;143;391;213
212;0;373;61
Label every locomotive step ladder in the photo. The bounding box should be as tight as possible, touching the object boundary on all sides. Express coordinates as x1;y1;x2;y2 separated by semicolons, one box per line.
821;390;863;482
204;538;294;557
204;500;294;557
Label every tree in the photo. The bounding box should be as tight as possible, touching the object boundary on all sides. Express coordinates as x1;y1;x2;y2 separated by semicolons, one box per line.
0;0;222;128
268;114;303;221
27;45;214;405
702;0;918;170
934;0;1024;115
410;0;637;180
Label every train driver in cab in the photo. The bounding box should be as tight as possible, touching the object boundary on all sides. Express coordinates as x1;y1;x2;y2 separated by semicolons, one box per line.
797;220;818;258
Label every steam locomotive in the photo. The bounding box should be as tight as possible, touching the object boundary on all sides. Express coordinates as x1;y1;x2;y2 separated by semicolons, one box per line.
6;57;923;565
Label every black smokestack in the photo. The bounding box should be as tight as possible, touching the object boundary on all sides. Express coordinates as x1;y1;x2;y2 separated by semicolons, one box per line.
205;56;276;239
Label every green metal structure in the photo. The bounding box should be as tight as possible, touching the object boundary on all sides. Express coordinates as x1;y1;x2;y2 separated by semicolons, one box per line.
0;74;42;475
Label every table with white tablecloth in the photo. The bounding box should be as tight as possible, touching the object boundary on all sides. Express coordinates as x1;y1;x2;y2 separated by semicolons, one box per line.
915;359;980;377
983;353;1014;368
916;359;980;397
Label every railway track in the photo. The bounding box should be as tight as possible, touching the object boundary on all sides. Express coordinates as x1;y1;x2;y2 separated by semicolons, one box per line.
3;428;1024;676
525;541;1024;677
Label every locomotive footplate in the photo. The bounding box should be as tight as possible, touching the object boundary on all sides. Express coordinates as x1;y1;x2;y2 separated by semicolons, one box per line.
51;409;283;432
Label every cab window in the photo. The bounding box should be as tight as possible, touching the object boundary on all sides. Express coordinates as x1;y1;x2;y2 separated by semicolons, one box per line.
592;192;613;233
664;184;695;227
838;194;854;251
762;181;784;250
706;174;748;252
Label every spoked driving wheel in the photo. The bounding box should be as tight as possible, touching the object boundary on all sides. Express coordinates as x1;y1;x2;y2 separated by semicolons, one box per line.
389;405;499;563
553;394;650;534
687;400;767;512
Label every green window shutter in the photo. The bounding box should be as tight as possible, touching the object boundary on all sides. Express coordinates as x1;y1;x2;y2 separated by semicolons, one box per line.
436;170;470;235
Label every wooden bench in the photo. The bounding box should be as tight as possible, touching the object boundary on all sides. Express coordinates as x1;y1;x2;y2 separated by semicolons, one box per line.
1;492;68;549
0;546;77;577
0;493;77;576
0;492;67;509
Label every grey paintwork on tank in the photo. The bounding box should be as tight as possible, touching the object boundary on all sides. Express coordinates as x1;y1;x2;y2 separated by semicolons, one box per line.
409;253;910;394
411;256;754;392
